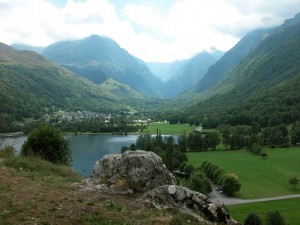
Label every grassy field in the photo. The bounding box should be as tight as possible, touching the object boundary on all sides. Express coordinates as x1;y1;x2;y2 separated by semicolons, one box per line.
143;122;196;134
187;147;300;199
229;198;300;225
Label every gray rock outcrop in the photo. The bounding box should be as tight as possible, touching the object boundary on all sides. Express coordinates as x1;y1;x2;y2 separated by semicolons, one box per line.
142;185;240;225
91;150;176;193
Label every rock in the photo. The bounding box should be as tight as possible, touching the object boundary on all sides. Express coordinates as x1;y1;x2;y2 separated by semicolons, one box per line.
90;150;176;194
142;185;240;225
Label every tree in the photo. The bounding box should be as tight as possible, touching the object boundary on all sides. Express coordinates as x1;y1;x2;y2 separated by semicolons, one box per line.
244;213;262;225
289;176;299;189
221;175;241;195
183;164;195;174
188;173;212;195
21;125;71;165
121;145;129;153
291;122;300;144
265;210;286;225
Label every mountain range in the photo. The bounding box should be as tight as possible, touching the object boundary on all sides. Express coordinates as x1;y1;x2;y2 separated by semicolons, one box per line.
2;12;300;129
176;12;300;127
147;49;223;98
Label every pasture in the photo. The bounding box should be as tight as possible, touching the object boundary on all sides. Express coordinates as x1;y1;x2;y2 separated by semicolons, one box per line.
143;122;195;134
187;147;300;198
229;198;300;225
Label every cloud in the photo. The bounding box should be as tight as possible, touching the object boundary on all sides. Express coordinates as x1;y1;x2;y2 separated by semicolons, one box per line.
0;0;299;62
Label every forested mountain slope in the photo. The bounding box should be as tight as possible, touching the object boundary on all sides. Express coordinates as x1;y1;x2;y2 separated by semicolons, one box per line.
0;43;126;129
181;13;300;98
182;21;300;127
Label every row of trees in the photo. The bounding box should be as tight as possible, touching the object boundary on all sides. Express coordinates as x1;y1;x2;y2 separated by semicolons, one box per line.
56;117;146;134
217;122;298;151
123;132;187;172
177;131;221;152
201;161;241;195
177;162;212;195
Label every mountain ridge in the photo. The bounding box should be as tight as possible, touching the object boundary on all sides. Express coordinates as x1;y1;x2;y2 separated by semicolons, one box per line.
42;35;163;98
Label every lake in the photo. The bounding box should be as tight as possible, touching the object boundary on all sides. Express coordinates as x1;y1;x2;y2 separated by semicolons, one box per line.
66;134;138;177
1;134;138;177
2;134;177;177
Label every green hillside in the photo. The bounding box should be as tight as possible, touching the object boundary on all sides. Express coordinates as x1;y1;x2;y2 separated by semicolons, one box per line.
178;21;300;127
0;43;130;131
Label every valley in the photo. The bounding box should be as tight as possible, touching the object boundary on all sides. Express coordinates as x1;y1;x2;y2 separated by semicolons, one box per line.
1;9;300;225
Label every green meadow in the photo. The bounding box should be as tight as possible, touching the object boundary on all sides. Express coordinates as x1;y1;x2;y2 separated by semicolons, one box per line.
143;123;196;134
229;198;300;225
187;147;300;199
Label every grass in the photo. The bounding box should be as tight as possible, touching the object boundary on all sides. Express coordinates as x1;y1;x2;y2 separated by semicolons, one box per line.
228;198;300;225
187;147;300;198
143;122;195;135
0;155;200;225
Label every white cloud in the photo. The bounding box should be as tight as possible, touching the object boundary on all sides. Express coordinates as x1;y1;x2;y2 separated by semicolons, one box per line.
0;0;299;62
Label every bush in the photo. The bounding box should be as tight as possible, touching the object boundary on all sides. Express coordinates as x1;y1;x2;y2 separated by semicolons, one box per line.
244;213;262;225
21;125;71;165
265;210;286;225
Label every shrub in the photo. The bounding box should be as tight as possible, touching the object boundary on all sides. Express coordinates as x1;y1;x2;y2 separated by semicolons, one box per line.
265;210;286;225
21;125;71;165
244;213;262;225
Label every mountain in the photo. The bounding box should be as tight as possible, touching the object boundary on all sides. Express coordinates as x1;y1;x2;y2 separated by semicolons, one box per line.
187;12;300;96
147;49;223;98
42;35;163;98
165;51;222;97
11;43;45;54
0;42;131;126
182;15;300;127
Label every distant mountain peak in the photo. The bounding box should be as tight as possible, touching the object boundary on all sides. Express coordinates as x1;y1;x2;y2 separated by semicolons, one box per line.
282;12;300;28
42;35;162;97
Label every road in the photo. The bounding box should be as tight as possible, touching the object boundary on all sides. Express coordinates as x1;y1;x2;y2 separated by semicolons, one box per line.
208;184;300;205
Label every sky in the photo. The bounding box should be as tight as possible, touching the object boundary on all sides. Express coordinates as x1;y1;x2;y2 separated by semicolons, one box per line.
0;0;299;62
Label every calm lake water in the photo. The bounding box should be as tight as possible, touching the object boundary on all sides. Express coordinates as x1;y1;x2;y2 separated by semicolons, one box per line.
66;134;138;177
2;134;138;177
2;134;177;177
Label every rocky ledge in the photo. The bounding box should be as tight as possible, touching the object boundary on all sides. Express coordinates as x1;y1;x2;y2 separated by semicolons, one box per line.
142;185;239;225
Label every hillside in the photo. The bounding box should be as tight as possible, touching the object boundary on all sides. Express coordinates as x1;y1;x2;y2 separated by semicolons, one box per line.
0;43;129;130
0;156;200;225
42;35;163;98
182;20;300;127
181;13;300;99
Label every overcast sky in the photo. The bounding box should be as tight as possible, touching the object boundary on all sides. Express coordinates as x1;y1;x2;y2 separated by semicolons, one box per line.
0;0;299;62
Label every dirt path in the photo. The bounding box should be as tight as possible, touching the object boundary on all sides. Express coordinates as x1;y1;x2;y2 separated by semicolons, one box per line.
208;184;300;205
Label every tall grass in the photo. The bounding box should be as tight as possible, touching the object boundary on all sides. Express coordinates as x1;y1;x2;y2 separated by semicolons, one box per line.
3;156;82;182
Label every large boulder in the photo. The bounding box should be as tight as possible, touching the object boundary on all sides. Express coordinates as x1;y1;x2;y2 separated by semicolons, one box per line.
91;150;176;193
142;185;240;225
